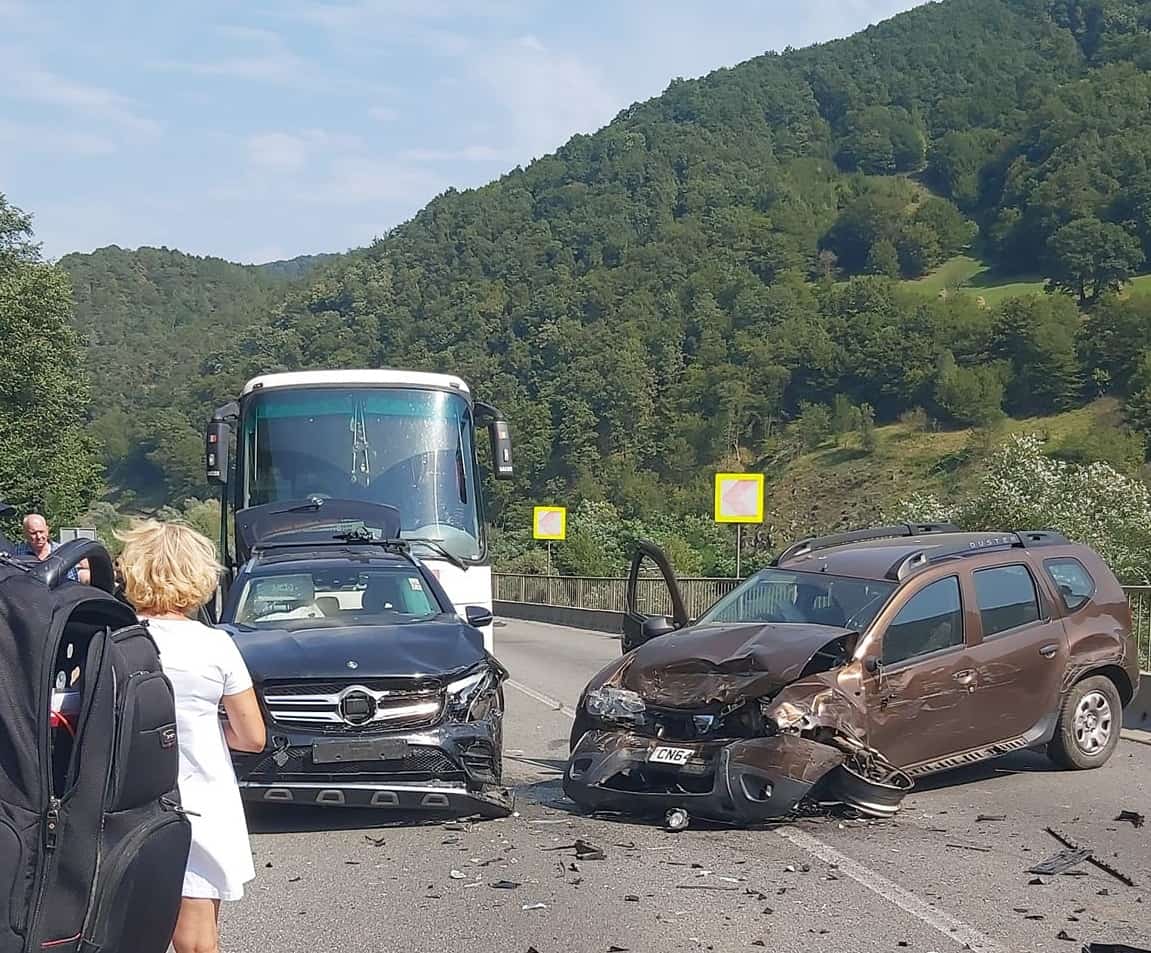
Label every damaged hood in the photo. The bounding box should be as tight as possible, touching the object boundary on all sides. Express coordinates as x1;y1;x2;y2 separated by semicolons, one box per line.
621;623;854;709
218;620;486;682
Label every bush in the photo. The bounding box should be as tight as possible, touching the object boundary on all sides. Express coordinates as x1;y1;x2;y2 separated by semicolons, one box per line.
892;433;1151;582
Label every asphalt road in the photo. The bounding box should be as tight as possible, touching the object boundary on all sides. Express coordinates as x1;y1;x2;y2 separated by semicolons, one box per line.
222;619;1151;953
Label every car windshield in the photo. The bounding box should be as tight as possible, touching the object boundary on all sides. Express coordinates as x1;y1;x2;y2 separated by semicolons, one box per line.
231;566;442;629
696;569;897;630
240;387;483;561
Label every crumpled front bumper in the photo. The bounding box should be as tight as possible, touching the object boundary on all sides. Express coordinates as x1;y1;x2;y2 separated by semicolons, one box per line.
232;717;512;818
562;729;845;825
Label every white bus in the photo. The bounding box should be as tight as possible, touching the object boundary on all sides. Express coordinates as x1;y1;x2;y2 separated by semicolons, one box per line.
204;369;513;651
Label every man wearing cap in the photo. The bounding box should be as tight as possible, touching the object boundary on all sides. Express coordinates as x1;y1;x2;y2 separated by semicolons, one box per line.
13;514;90;584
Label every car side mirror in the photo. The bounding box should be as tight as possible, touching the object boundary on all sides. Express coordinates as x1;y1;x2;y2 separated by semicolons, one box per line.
465;605;494;629
641;616;678;641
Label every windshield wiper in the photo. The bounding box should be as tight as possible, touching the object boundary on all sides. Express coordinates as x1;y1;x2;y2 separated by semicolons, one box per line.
403;537;466;571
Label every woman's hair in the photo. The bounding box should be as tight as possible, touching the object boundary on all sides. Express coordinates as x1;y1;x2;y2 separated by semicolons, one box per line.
114;519;221;615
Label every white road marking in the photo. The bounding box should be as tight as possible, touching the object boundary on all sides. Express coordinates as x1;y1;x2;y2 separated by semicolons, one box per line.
506;678;579;720
509;672;1007;953
777;827;1007;953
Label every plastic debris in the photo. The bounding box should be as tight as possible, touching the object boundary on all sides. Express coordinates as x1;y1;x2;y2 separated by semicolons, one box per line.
1115;811;1145;829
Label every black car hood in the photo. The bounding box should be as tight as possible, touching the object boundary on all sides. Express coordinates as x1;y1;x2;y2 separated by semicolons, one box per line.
621;622;855;709
219;619;486;682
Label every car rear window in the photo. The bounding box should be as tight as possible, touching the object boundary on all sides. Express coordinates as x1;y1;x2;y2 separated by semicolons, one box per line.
1043;558;1096;612
973;564;1040;637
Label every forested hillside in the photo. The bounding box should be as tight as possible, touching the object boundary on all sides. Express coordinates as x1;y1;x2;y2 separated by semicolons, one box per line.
59;246;332;503
44;0;1151;570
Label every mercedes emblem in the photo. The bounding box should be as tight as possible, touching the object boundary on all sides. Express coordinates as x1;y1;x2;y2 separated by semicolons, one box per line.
346;660;359;670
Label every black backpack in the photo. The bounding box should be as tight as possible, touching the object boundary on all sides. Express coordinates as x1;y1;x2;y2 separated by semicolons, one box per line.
0;539;191;953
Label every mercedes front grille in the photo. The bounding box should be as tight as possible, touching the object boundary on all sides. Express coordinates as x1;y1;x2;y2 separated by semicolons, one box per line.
262;678;444;731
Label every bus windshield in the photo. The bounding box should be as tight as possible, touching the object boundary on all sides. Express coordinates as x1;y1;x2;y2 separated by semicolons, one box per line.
240;387;483;561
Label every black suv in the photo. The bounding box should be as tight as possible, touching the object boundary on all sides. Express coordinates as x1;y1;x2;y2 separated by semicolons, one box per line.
216;505;510;818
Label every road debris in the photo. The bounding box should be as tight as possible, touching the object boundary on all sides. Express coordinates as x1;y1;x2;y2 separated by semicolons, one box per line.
1046;827;1137;887
1115;811;1145;829
363;835;387;847
976;814;1006;822
449;870;466;880
490;880;521;889
946;842;993;853
1029;847;1092;876
521;902;547;911
1081;945;1151;952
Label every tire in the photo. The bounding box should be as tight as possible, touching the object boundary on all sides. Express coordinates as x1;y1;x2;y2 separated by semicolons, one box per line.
1048;675;1123;770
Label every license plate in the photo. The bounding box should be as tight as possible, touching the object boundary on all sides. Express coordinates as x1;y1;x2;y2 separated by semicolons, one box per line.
312;738;410;764
648;746;693;765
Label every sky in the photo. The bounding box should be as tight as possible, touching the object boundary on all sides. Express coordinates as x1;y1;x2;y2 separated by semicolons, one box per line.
0;0;925;265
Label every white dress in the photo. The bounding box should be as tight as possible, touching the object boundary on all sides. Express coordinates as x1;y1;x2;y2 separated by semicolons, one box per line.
145;617;257;901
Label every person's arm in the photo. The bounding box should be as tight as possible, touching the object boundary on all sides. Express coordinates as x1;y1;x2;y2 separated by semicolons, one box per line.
217;630;266;753
221;688;266;753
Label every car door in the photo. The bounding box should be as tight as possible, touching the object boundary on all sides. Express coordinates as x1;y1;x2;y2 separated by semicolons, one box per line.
962;561;1069;750
621;539;690;654
864;573;977;770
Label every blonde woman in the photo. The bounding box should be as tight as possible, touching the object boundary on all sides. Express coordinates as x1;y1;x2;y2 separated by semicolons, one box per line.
116;520;265;953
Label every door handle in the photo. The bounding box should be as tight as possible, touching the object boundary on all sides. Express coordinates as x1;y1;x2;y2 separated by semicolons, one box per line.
952;669;975;686
1039;644;1058;659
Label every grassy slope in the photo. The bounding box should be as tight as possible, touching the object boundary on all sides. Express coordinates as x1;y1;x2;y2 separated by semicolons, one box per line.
908;254;1151;305
762;399;1124;541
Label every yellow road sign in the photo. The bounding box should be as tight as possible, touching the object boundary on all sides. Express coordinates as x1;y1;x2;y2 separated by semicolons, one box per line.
713;473;764;523
533;506;567;540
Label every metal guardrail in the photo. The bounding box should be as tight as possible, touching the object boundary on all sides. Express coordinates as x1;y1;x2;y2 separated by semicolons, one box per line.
494;574;1151;673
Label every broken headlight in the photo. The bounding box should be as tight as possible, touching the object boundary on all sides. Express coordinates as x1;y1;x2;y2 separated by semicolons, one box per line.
585;686;645;724
446;667;499;721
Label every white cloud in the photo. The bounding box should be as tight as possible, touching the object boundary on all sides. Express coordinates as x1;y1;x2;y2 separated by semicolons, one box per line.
470;35;621;159
0;55;160;134
0;120;116;156
401;144;507;162
309;156;448;205
245;128;366;173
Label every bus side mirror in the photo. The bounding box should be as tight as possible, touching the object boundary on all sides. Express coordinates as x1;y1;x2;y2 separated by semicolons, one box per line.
474;400;513;481
488;419;513;480
206;420;231;486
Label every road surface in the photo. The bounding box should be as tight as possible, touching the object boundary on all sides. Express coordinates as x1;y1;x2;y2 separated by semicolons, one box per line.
222;619;1151;953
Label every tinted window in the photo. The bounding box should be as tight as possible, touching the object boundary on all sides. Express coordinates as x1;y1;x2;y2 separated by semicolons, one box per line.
1044;558;1095;612
974;565;1040;637
233;566;440;628
882;577;964;666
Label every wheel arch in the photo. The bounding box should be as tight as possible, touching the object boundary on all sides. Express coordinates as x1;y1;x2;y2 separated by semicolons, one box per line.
1071;664;1133;707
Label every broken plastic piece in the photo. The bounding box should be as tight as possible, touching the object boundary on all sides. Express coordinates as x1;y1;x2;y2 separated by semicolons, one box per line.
1115;810;1145;829
1028;848;1092;876
665;808;690;832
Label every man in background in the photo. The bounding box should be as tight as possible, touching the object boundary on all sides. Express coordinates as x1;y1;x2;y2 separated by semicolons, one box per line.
14;513;90;583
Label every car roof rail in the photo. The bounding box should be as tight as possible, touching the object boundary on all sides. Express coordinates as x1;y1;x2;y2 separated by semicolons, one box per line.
773;522;962;566
886;529;1070;580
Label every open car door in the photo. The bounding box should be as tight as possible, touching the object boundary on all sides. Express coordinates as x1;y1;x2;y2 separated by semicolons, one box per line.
621;539;690;654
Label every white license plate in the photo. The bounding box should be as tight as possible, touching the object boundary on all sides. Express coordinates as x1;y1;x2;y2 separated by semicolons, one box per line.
649;746;693;765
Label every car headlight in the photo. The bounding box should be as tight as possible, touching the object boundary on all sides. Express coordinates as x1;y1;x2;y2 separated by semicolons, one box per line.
446;667;498;721
585;686;645;723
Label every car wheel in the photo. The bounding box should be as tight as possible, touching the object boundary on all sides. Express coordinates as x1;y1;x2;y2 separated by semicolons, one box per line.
1048;675;1122;770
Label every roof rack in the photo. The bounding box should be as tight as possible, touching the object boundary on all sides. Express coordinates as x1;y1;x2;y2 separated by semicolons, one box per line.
773;523;962;566
885;529;1069;581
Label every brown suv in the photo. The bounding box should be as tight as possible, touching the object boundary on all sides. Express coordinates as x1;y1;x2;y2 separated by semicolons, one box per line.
563;524;1139;828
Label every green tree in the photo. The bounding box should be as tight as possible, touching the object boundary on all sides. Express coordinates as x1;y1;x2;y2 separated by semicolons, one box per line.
1045;217;1145;304
0;195;102;528
934;353;1005;426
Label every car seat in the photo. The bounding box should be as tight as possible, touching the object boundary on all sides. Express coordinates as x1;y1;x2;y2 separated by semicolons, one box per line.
315;596;341;617
361;575;404;613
